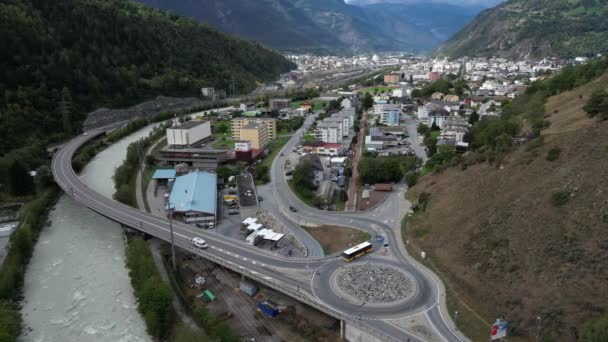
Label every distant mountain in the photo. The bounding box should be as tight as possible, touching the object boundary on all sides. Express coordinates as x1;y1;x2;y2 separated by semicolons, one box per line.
135;0;480;53
438;0;608;58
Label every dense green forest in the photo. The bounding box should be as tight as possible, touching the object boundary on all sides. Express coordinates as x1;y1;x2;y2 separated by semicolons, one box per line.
0;0;294;157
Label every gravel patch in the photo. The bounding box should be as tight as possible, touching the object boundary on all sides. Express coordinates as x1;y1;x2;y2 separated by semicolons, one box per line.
335;263;415;303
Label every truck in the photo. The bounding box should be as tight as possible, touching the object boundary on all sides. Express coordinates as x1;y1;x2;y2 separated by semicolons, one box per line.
257;300;279;317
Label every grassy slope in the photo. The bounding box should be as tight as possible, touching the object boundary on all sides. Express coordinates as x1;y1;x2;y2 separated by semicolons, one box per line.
406;73;608;341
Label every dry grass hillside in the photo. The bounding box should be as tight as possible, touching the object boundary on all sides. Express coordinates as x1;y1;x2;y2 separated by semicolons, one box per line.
406;74;608;341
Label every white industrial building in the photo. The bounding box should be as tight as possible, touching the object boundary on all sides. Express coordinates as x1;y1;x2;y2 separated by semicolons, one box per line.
166;121;211;147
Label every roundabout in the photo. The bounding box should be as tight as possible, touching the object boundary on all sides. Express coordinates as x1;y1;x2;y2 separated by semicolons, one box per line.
311;256;435;320
332;263;416;306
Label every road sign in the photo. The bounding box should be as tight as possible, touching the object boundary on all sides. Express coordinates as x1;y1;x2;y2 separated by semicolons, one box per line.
491;319;508;340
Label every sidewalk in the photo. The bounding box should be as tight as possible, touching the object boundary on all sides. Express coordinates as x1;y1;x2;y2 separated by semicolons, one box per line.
135;138;165;211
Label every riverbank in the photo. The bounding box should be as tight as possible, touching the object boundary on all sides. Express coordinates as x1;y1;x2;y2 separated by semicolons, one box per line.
0;188;60;341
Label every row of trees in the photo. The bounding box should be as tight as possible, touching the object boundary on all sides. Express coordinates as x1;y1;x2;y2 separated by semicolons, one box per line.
358;155;421;185
0;189;59;341
125;236;174;340
113;123;170;206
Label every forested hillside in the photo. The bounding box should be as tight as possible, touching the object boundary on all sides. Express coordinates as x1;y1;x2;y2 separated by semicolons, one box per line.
0;0;294;156
438;0;608;58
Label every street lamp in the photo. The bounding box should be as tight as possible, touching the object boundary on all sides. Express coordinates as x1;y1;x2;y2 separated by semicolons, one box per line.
166;201;177;271
536;316;542;342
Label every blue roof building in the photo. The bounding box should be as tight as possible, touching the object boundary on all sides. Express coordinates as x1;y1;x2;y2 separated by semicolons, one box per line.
168;171;217;224
152;169;176;180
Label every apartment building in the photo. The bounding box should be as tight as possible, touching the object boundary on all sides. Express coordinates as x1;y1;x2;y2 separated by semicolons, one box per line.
232;117;277;142
314;121;341;144
269;98;291;111
239;123;270;149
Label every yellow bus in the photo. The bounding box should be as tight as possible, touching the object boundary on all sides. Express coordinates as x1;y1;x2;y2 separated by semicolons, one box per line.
342;241;373;262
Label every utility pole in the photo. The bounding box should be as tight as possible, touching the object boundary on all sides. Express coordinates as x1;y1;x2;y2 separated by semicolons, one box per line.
167;202;177;271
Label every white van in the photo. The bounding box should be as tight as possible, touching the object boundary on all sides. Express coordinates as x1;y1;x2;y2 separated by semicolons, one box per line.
191;237;208;249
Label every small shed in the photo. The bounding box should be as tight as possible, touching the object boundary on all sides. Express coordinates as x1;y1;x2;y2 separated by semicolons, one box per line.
152;169;176;186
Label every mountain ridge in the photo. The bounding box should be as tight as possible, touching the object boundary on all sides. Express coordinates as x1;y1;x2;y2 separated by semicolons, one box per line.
438;0;608;58
135;0;481;53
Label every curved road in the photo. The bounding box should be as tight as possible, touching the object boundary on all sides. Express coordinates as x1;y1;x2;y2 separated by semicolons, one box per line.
52;125;466;342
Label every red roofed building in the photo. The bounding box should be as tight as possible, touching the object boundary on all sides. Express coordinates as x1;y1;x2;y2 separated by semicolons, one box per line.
303;142;343;156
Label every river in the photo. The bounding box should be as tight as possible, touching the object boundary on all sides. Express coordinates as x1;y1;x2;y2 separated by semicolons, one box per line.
20;125;157;342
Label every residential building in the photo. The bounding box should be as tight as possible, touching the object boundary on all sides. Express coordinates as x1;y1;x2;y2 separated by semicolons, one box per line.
240;123;269;149
341;98;353;109
269;98;291;111
427;108;450;129
314;121;341;143
373;103;400;117
166;121;211;147
427;72;442;81
201;87;215;98
380;110;400;126
300;154;324;186
384;73;400;84
302;142;343;156
232;117;277;142
167;171;217;226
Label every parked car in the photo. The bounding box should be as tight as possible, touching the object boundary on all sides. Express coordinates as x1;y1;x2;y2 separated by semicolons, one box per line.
279;152;284;156
289;206;297;212
191;237;208;249
228;209;240;215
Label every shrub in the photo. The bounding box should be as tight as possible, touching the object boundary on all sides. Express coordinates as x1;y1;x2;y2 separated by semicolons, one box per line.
546;146;561;161
551;191;570;206
405;172;418;187
419;192;431;211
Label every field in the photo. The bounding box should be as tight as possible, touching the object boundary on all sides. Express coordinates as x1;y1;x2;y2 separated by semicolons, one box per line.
405;74;608;341
302;225;370;255
290;99;327;111
356;86;395;94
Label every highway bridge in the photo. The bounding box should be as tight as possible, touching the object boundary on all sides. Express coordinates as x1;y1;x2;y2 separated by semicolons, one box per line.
52;124;467;341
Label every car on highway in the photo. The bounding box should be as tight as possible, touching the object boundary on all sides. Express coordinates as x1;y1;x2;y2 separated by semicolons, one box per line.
279;152;284;156
191;237;208;249
289;206;297;212
258;196;263;202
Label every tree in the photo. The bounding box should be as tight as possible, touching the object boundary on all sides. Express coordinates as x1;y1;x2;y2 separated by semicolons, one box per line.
34;165;53;191
292;161;315;191
362;93;374;110
0;301;20;342
583;89;608;120
468;111;479;125
580;316;608;341
8;160;34;196
214;121;230;134
59;86;73;135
